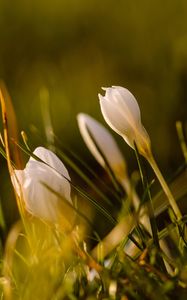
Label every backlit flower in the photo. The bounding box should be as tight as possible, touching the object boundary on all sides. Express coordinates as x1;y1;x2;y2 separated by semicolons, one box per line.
99;86;182;221
12;147;72;223
99;86;151;157
77;113;126;178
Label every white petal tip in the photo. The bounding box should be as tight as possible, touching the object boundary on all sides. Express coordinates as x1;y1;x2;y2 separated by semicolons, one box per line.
77;113;85;121
98;93;105;101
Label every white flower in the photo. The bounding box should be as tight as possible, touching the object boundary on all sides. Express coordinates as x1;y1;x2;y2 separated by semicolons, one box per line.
99;86;151;157
12;147;72;223
77;113;127;178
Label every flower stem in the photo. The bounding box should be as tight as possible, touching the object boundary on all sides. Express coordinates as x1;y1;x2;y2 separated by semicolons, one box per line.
147;153;182;221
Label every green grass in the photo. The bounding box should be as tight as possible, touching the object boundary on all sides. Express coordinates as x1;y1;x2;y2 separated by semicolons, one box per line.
0;93;187;299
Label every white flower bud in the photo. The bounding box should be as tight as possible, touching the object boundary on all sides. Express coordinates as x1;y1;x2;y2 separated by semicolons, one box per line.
12;147;72;223
99;86;151;157
77;113;127;178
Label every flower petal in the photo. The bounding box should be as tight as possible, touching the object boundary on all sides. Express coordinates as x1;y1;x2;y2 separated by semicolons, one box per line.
99;94;134;138
23;160;71;221
77;113;126;175
113;86;141;120
29;147;70;181
99;86;151;156
12;147;72;223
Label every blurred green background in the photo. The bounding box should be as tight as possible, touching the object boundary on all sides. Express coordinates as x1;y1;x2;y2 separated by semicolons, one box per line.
0;0;187;226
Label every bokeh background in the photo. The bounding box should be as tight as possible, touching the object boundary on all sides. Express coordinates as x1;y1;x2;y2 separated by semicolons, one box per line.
0;0;187;228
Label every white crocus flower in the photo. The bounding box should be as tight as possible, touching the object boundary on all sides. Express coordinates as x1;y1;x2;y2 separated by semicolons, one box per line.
77;113;127;179
12;147;72;224
77;113;151;237
99;85;182;222
99;86;151;158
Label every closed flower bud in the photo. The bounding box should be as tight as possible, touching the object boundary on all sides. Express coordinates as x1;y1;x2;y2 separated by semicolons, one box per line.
99;86;151;157
12;147;72;224
77;113;127;179
99;86;183;221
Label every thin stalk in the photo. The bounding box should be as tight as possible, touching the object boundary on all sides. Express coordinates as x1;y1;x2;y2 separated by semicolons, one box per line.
134;144;167;273
120;177;151;234
91;214;134;259
176;121;187;164
147;152;182;221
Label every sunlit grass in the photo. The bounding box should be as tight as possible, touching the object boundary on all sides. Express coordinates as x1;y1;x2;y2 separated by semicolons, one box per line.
0;84;187;299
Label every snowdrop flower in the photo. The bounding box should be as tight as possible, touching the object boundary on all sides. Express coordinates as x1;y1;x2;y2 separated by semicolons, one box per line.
77;113;127;179
99;86;151;157
12;147;72;224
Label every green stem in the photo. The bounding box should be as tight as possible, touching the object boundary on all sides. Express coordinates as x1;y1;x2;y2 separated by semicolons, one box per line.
147;153;182;221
